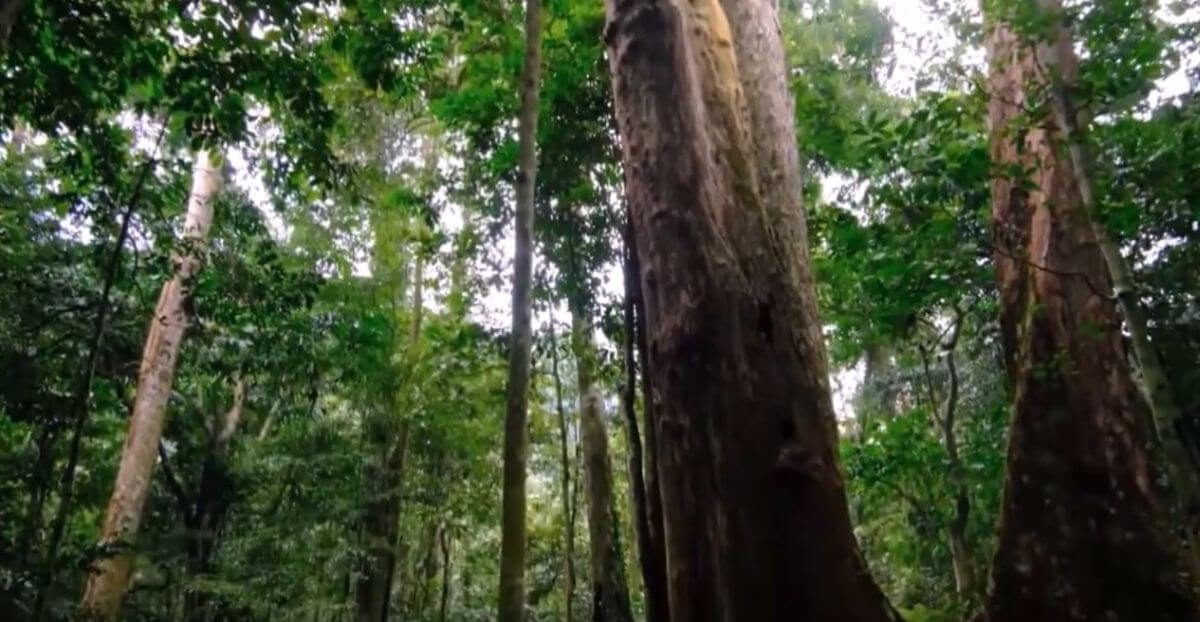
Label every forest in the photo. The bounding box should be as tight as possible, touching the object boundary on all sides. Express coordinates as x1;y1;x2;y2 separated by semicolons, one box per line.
0;0;1199;620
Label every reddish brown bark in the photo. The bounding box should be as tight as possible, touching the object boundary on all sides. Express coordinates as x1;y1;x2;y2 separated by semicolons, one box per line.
981;16;1200;622
603;0;898;619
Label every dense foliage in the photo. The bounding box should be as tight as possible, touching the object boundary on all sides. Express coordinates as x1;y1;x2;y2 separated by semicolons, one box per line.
0;0;1196;620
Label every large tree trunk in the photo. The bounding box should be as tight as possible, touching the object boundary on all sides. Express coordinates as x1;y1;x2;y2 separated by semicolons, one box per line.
571;314;634;622
79;150;221;621
497;0;543;619
35;130;167;622
981;13;1200;621
603;1;898;619
355;422;409;622
550;315;577;622
1033;0;1200;559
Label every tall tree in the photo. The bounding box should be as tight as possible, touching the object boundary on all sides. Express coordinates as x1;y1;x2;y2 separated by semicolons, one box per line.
355;252;424;622
571;313;634;622
352;120;440;622
550;315;577;622
497;0;543;619
79;149;221;621
603;0;898;619
1033;0;1200;555
981;4;1200;619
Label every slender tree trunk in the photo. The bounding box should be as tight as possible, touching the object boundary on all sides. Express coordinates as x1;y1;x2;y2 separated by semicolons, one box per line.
0;0;26;48
1031;1;1200;558
550;315;577;622
619;231;659;622
498;0;542;619
604;0;899;619
981;14;1200;621
182;377;245;621
631;244;669;622
356;256;424;622
18;420;57;570
407;519;440;615
33;127;166;622
571;313;634;622
79;150;220;621
438;528;451;622
936;313;975;598
447;219;476;320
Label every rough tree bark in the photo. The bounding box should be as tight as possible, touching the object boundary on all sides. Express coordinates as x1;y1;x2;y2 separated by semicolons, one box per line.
571;313;634;622
79;149;221;621
603;0;899;619
550;315;577;622
497;0;542;619
1032;0;1200;558
981;13;1200;621
631;241;669;622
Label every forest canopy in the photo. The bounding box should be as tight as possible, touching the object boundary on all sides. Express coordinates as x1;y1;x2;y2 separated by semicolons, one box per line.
1;0;1199;621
